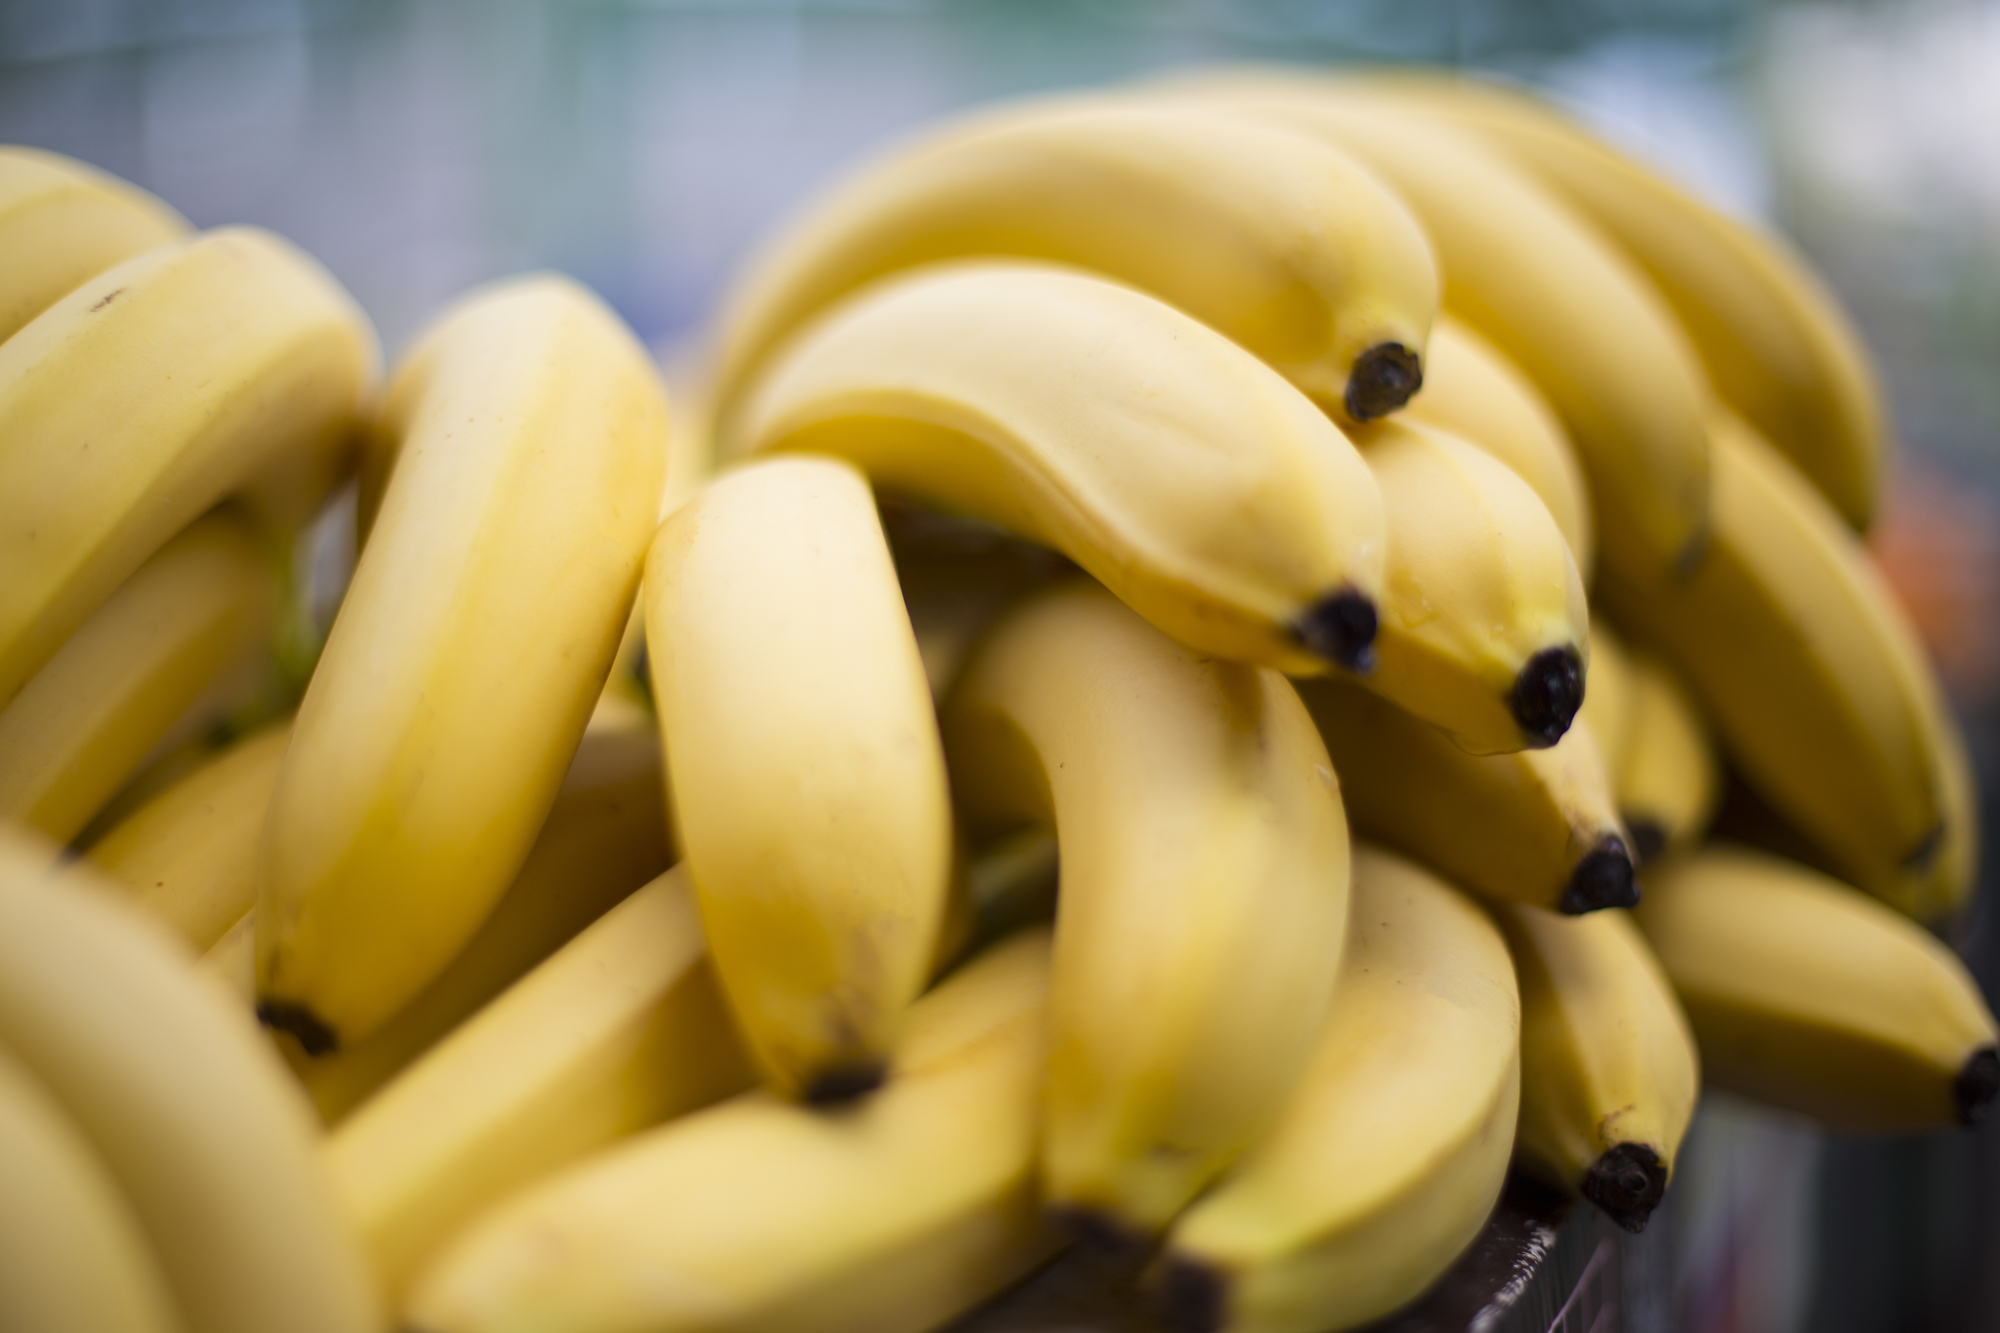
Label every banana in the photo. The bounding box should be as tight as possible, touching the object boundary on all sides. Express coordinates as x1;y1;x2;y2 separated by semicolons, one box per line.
1597;410;1962;918
1294;674;1635;914
1402;313;1594;578
1614;645;1721;864
941;580;1351;1237
1636;845;1998;1132
0;226;377;711
731;259;1388;675
711;94;1436;429
1576;622;1635;775
0;1042;185;1333
1150;845;1520;1333
0;835;379;1333
201;909;257;1004
0;144;189;344
1494;905;1699;1233
257;273;670;1053
401;927;1059;1333
644;454;952;1101
1343;70;1884;529
1157;75;1712;582
1353;416;1589;753
0;509;278;845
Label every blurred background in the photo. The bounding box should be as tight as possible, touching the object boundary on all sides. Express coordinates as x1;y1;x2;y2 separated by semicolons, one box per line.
4;1;1997;1328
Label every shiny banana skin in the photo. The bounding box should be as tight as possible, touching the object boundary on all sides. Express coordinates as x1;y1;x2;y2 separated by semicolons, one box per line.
1353;417;1590;753
941;581;1351;1237
0;510;278;844
1295;674;1636;915
402;928;1059;1333
89;718;293;952
0;1043;185;1333
711;94;1437;429
1597;411;1958;918
731;260;1388;675
1402;313;1593;578
0;836;380;1333
257;274;670;1052
645;454;953;1101
1151;846;1521;1333
1494;905;1699;1233
0;144;189;344
1614;645;1721;864
0;226;377;711
1637;846;1999;1132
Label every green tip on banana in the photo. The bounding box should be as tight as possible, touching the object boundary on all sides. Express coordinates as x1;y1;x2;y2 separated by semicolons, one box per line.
1292;588;1380;674
1343;341;1424;422
1556;836;1637;915
1508;645;1584;748
802;1060;889;1108
1155;1257;1227;1333
256;999;339;1058
1956;1048;2000;1126
1581;1143;1668;1233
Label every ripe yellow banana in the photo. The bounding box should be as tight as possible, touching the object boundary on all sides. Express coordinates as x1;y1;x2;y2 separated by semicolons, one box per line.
0;144;188;344
0;1042;184;1333
1353;416;1589;753
731;259;1388;675
644;454;952;1101
1637;846;1998;1131
1345;70;1884;529
1494;905;1699;1233
1403;313;1593;578
402;927;1059;1333
1151;845;1520;1333
1615;644;1721;863
711;94;1437;429
0;835;379;1333
0;509;278;844
1598;410;1961;918
88;718;292;951
257;273;670;1053
942;580;1351;1237
1576;622;1635;775
1295;674;1635;914
0;226;377;711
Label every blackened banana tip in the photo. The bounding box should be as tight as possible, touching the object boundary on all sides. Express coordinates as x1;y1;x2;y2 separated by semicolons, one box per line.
1296;589;1378;674
255;999;339;1057
1954;1047;2000;1125
802;1059;887;1108
1510;646;1584;748
1582;1143;1668;1233
1156;1256;1228;1333
1050;1205;1150;1259
1625;817;1668;866
1344;342;1423;422
1558;837;1638;915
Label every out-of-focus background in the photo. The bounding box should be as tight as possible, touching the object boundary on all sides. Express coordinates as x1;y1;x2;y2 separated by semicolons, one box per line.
5;1;1997;1328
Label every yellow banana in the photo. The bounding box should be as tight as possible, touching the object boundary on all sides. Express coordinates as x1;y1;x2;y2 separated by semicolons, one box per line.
942;580;1351;1237
1576;621;1636;775
711;94;1436;429
0;510;278;845
201;909;257;1004
1637;845;1998;1131
1494;905;1699;1232
1614;644;1721;864
1354;416;1589;753
1295;674;1635;914
402;928;1058;1333
257;273;670;1053
0;144;188;344
0;226;376;710
731;259;1388;675
1151;845;1520;1333
644;453;952;1101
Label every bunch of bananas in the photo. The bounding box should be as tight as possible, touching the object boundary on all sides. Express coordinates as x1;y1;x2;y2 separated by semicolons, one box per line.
0;62;1995;1333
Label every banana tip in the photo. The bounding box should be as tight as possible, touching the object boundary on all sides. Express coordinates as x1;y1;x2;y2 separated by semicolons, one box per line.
1582;1142;1668;1233
1558;838;1637;915
1625;817;1668;866
254;999;338;1057
1509;646;1584;748
1050;1204;1152;1259
1295;589;1378;674
1344;342;1423;422
1154;1255;1227;1333
1954;1048;1999;1126
802;1059;888;1107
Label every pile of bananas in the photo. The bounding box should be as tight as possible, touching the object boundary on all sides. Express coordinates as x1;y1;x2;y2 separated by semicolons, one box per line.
1;63;1995;1333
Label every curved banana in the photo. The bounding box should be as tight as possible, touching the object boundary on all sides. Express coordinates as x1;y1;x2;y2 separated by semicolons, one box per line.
257;273;670;1053
732;260;1388;675
1354;416;1589;752
0;836;379;1333
402;928;1058;1333
1295;674;1635;914
1577;622;1636;776
0;226;376;710
644;453;952;1101
1636;846;1998;1131
711;94;1436;429
1151;845;1520;1333
1494;905;1699;1233
0;144;188;344
0;1043;185;1333
1614;645;1721;864
941;580;1351;1237
0;509;278;844
1403;313;1593;578
1597;411;1961;918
